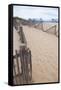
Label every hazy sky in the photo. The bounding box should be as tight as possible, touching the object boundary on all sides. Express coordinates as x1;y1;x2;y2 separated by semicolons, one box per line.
13;5;58;21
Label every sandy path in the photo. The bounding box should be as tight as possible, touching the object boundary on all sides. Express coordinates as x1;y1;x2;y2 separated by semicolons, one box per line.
23;26;58;83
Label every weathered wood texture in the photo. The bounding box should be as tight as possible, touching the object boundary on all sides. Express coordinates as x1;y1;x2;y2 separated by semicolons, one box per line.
13;48;32;85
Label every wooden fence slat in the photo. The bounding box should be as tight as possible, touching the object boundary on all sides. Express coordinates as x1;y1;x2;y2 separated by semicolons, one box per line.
15;50;21;84
29;50;32;81
24;49;29;83
13;62;18;84
27;50;32;81
20;48;25;84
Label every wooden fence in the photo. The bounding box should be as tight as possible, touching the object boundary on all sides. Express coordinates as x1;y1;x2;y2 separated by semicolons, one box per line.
13;26;32;85
43;25;58;36
13;47;32;85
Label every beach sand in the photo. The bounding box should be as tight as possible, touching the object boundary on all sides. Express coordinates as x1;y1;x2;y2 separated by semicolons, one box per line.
13;24;58;83
23;26;58;83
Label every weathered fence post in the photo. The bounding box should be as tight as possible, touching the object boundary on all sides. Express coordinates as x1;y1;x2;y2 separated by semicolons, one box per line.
41;21;43;31
55;25;56;35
